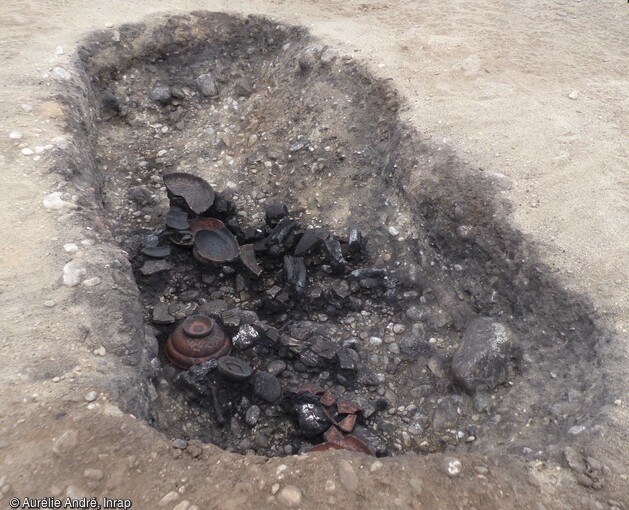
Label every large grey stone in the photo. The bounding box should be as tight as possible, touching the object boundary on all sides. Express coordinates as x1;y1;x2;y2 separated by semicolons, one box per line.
451;317;518;394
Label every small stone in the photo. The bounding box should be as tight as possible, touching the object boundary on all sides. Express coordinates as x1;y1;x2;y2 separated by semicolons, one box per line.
613;399;621;406
149;84;172;104
95;346;106;356
21;148;34;156
392;324;406;334
44;300;55;307
52;376;61;382
427;357;446;379
83;468;104;481
84;391;97;402
52;430;78;456
473;466;489;475
370;460;383;472
140;259;172;276
153;303;175;325
568;90;579;100
252;371;282;403
388;226;399;236
159;491;179;507
276;486;302;508
442;457;462;477
196;73;219;97
338;460;358;492
575;473;593;487
369;336;383;346
64;243;79;253
266;360;287;376
83;277;101;288
568;425;586;435
451;318;518;394
52;66;71;81
244;406;261;426
55;46;64;55
173;501;190;510
62;261;87;287
172;439;188;450
21;104;33;112
9;131;22;140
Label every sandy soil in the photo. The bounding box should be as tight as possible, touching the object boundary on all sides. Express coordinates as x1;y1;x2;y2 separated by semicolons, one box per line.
0;1;627;509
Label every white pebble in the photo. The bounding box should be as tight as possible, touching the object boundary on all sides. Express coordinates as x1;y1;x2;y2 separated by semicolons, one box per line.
21;148;34;156
53;66;72;81
84;391;98;402
43;192;78;210
568;90;579;100
443;458;462;477
55;46;64;55
369;336;383;346
83;277;101;287
9;131;22;140
158;492;179;507
64;243;79;253
388;226;399;236
62;260;87;287
21;104;33;113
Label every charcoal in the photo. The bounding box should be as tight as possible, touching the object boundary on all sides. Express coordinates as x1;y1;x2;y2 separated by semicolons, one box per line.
283;256;307;295
353;425;388;457
294;228;329;256
324;238;347;272
355;362;380;386
279;334;307;354
232;324;260;350
225;218;241;235
219;308;242;329
310;337;339;360
299;349;322;368
350;395;377;419
336;347;359;370
266;217;298;251
350;267;385;279
244;226;265;242
265;203;289;226
176;360;218;396
347;228;365;255
239;244;263;277
296;403;330;438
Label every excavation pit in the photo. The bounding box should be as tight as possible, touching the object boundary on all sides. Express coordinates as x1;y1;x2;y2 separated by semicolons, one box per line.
60;12;607;461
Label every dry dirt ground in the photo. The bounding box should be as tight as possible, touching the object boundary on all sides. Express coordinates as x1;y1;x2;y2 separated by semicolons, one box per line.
0;1;627;509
